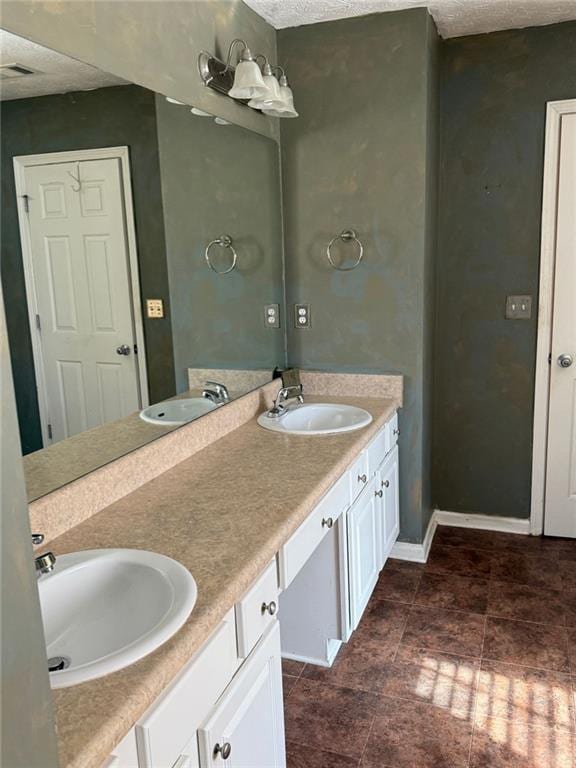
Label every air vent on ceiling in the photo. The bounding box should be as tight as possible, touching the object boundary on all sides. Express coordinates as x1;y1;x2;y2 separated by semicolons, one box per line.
0;63;40;79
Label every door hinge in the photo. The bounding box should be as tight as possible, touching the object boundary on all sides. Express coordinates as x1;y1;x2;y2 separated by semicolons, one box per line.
35;314;41;332
47;423;53;440
133;344;138;354
548;353;552;365
22;194;30;213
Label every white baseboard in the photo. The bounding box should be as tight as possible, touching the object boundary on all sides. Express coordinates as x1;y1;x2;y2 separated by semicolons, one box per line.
390;509;530;564
390;513;437;563
282;638;342;669
434;509;530;535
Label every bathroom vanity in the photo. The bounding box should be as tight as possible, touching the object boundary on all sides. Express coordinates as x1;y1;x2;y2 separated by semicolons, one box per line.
99;404;400;768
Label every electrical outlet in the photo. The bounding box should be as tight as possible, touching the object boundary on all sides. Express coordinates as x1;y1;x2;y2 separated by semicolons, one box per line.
264;304;280;328
294;303;311;328
505;295;532;320
146;299;164;319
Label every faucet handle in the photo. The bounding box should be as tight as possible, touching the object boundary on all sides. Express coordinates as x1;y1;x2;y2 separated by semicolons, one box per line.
204;381;230;402
31;533;45;546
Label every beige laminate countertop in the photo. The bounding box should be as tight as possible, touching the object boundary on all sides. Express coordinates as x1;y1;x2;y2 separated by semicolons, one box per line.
47;395;400;768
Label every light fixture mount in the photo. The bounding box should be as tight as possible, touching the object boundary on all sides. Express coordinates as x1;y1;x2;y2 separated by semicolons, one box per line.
198;51;240;98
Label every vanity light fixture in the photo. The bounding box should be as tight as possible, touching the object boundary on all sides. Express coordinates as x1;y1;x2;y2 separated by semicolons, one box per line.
198;42;298;119
225;39;268;100
165;96;186;105
261;68;298;118
190;107;212;117
247;56;283;110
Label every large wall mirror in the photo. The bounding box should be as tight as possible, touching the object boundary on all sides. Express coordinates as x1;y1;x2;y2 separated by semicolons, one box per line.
0;30;286;502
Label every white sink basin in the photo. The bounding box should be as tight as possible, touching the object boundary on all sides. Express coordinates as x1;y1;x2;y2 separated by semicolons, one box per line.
140;397;218;426
257;403;373;435
38;549;197;688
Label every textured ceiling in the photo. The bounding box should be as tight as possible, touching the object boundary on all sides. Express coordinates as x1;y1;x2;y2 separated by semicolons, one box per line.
244;0;576;37
0;30;127;101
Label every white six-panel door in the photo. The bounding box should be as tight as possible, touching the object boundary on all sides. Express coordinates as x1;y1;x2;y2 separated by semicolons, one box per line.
17;155;142;444
545;112;576;537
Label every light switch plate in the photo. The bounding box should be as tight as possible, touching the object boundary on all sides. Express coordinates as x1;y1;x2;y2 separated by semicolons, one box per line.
505;295;532;320
264;304;280;328
294;303;311;328
146;299;164;319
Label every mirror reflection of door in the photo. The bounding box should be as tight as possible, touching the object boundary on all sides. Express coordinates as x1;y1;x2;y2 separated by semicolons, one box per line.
14;150;146;445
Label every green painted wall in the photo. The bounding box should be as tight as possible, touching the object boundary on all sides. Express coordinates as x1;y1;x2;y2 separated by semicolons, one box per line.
279;9;439;543
0;85;176;454
155;96;285;392
1;287;59;768
433;21;576;518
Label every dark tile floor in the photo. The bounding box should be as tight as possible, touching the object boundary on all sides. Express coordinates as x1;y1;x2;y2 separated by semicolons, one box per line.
282;526;576;768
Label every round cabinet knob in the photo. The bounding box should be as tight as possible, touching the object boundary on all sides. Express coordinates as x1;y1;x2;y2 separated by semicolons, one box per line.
358;473;367;484
261;600;277;616
214;742;232;760
558;354;574;368
382;480;390;488
116;344;131;356
375;489;383;498
322;517;334;528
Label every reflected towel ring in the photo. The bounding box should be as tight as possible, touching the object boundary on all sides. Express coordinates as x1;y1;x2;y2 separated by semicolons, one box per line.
205;235;238;274
326;229;364;271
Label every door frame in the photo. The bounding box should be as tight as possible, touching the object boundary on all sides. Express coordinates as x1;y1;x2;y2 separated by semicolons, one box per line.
13;146;149;446
531;99;576;535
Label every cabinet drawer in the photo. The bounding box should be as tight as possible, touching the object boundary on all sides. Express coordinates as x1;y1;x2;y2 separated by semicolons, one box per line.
366;426;388;476
388;411;399;448
278;471;349;590
349;450;369;503
236;559;279;658
136;610;239;768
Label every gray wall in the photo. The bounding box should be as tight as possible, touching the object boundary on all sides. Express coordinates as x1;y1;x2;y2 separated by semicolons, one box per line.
0;286;59;768
0;85;176;454
1;0;278;141
433;21;576;518
155;97;285;392
279;9;439;543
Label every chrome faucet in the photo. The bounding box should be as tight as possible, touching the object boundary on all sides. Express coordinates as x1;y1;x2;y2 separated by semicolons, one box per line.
32;533;56;577
266;384;304;419
202;381;230;405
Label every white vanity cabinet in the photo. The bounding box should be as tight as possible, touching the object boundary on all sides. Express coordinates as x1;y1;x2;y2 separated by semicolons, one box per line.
347;474;381;630
198;623;285;768
104;409;399;768
280;410;400;662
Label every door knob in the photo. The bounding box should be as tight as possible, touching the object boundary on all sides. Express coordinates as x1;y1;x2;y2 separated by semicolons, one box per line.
558;354;573;368
116;344;131;356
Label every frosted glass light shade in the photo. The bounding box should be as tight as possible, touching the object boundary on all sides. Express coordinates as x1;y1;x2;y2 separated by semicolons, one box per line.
262;83;298;118
228;60;268;99
248;73;282;109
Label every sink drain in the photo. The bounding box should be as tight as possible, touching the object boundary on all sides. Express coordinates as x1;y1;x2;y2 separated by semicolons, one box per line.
48;655;71;672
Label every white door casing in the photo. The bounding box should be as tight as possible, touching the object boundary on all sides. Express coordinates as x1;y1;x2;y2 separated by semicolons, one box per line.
13;148;148;445
544;111;576;537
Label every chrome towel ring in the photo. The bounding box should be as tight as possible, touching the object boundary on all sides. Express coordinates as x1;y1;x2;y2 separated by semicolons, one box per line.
326;229;364;271
205;235;238;274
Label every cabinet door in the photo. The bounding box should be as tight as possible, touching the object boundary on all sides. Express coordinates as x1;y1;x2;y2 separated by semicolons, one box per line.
198;622;286;768
347;477;380;630
380;445;400;559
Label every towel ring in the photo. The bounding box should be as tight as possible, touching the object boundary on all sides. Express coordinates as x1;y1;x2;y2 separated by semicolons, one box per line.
205;235;238;275
326;229;364;271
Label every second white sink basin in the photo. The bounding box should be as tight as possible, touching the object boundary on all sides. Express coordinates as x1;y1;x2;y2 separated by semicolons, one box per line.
39;549;197;688
140;397;218;426
257;403;373;435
